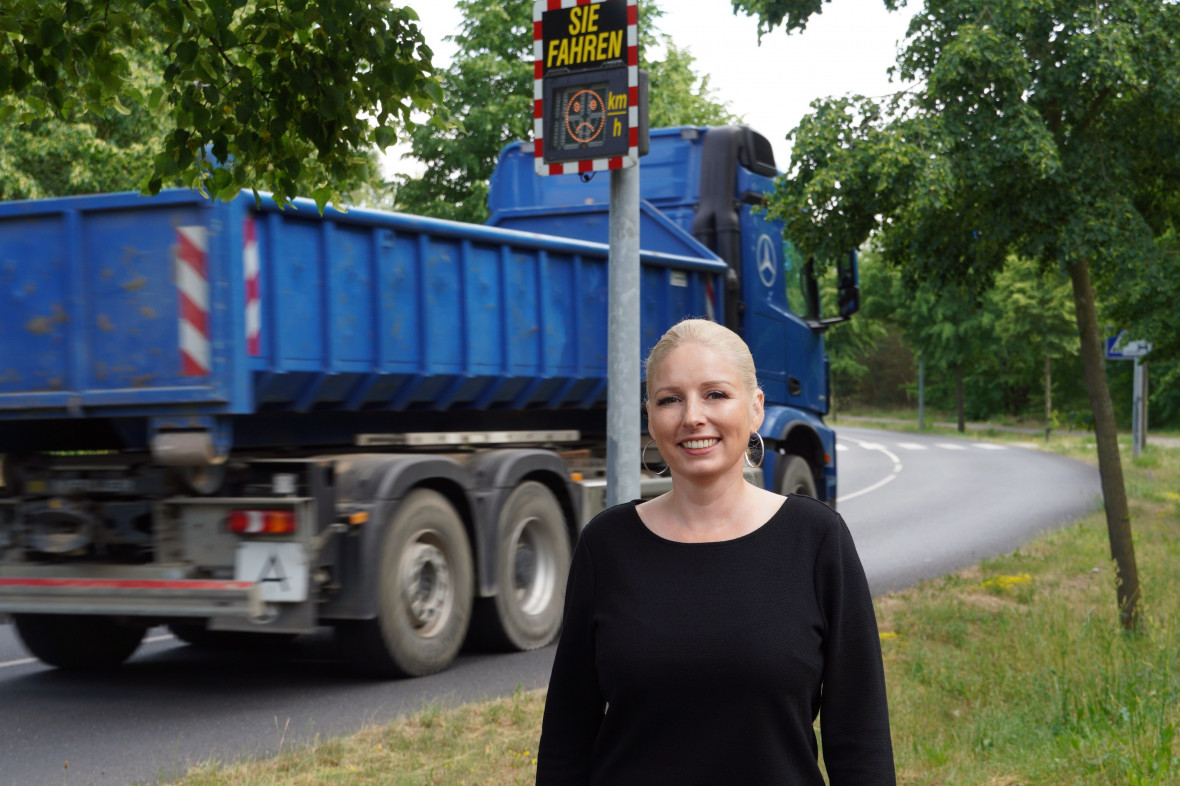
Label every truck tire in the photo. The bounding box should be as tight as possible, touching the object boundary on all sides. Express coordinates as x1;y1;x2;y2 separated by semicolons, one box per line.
776;454;818;498
340;489;474;678
14;614;146;670
470;481;570;652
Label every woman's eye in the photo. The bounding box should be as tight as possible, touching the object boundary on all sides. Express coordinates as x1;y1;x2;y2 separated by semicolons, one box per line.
706;390;730;400
655;396;679;406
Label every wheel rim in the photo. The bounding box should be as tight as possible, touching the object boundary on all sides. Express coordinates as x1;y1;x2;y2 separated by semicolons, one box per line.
511;515;558;617
400;532;454;638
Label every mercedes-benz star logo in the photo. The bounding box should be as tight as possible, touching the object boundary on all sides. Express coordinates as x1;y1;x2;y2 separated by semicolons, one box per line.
756;234;777;288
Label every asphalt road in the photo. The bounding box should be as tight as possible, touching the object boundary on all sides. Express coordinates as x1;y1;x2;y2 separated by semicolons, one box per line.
0;428;1101;785
834;427;1101;593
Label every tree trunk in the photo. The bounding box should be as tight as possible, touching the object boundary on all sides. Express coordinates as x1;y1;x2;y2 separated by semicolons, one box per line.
956;362;965;433
1067;259;1141;631
1044;353;1052;442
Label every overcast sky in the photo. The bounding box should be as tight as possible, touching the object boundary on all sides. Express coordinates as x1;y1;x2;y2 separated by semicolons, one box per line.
385;0;918;176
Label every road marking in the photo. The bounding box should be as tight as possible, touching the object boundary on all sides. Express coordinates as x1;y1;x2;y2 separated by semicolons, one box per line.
0;632;175;670
838;436;904;503
836;444;848;451
974;443;1007;450
897;442;927;450
839;472;898;502
936;443;967;450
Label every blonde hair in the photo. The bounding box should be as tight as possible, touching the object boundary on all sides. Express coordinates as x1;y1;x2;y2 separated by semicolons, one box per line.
644;318;759;403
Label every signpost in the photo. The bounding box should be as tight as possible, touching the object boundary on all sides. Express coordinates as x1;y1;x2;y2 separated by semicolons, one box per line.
533;0;640;176
533;0;643;506
1105;331;1153;458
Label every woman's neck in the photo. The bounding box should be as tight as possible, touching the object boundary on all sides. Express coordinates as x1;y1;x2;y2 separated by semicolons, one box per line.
654;470;766;542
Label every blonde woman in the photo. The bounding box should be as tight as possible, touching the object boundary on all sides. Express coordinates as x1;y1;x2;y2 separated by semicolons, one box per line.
536;319;894;785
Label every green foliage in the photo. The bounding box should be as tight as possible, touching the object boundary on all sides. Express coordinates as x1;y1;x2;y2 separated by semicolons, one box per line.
0;0;441;208
731;0;826;35
391;1;534;223
393;0;741;223
842;251;1086;421
770;0;1180;289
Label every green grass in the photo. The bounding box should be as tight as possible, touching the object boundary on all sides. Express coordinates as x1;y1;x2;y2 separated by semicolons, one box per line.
877;431;1180;784
163;423;1180;785
166;686;545;785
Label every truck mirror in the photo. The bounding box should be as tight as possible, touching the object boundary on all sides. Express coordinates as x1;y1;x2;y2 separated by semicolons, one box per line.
837;250;860;319
803;257;820;320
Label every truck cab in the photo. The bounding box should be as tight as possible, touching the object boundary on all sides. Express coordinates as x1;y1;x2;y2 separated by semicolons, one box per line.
488;126;857;502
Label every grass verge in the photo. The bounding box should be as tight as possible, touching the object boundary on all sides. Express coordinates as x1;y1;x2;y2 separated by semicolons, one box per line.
165;428;1180;785
170;685;545;785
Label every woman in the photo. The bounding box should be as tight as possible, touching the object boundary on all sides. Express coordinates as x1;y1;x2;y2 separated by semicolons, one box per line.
536;319;895;785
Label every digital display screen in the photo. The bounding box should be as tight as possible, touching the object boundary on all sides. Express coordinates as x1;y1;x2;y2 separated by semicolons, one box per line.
550;82;610;151
541;67;630;165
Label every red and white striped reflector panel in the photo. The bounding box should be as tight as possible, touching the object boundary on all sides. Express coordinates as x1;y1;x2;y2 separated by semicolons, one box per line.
176;226;210;376
244;217;261;356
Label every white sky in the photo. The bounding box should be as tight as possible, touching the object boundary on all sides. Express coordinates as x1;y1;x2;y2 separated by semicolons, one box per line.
385;0;918;176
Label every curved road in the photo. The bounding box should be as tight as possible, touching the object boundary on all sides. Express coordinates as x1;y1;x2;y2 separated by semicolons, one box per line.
835;427;1101;593
0;428;1100;785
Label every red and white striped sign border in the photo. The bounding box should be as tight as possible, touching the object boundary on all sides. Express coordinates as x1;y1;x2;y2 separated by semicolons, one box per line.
176;226;210;376
533;0;639;176
243;217;261;356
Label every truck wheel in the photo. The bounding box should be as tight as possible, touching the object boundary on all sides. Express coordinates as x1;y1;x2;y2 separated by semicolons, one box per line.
14;614;146;670
471;481;570;652
777;455;818;498
341;489;474;678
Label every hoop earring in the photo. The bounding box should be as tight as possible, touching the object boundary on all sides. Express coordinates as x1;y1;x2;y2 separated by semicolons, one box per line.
745;433;765;469
642;440;668;476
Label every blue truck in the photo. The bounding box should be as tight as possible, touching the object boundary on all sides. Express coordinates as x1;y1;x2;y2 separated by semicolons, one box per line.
0;126;857;676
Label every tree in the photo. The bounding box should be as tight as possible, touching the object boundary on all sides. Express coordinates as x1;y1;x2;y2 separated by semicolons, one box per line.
990;258;1078;438
0;1;441;209
0;28;171;198
759;0;1180;630
392;0;741;223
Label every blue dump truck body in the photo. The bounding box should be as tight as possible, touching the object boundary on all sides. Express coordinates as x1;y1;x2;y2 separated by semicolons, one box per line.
0;126;853;677
0;188;721;452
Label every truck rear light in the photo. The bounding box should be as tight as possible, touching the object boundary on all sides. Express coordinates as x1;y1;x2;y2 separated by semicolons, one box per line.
226;510;296;535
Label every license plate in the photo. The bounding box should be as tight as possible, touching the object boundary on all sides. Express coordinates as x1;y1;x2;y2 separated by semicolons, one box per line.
234;541;309;602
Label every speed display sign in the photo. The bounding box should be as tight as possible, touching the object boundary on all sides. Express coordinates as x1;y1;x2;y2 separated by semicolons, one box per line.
533;0;640;175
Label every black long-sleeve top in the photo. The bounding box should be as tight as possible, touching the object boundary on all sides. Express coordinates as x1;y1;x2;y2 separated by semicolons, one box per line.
536;495;895;785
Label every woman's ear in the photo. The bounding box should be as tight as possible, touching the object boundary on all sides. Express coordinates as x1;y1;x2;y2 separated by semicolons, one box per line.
751;389;766;431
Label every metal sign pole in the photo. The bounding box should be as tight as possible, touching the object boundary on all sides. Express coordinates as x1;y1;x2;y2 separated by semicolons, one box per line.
1133;357;1146;459
606;164;641;507
918;355;925;430
532;0;644;508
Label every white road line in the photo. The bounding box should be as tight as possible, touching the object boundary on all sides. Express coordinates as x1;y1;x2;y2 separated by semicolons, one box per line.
838;472;899;502
974;443;1007;450
836;444;848;451
897;442;927;450
837;436;904;503
936;443;967;450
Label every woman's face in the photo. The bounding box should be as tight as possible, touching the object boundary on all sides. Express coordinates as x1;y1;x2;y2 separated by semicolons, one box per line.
646;342;764;485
